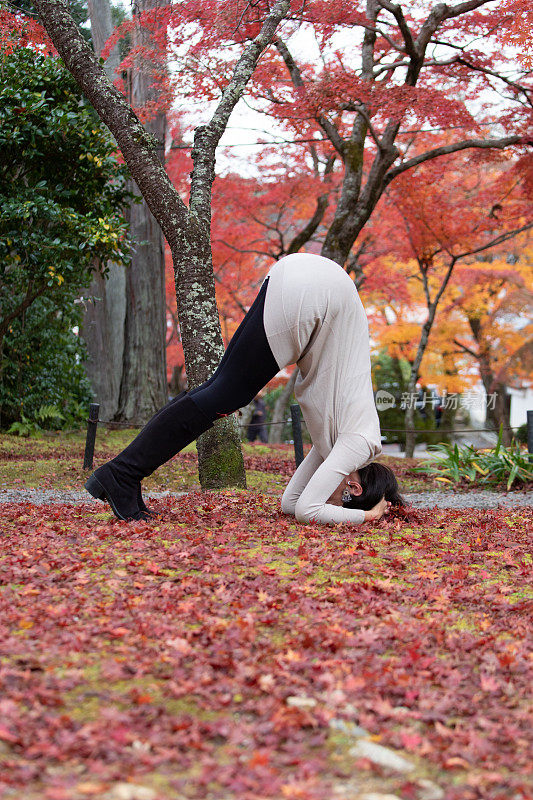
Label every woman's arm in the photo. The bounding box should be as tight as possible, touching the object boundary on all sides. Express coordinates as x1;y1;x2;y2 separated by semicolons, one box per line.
281;446;324;516
294;434;379;525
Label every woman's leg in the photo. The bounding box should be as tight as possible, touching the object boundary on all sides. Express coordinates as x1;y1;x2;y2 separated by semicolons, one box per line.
188;278;279;418
84;277;279;520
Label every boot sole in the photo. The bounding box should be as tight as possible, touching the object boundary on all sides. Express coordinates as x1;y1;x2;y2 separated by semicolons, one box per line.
86;474;155;518
84;474;139;522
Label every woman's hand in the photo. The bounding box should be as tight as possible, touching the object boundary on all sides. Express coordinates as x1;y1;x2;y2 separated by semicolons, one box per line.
364;497;391;522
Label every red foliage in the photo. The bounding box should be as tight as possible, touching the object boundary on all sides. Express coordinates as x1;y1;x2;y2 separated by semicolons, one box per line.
0;9;53;54
0;496;531;799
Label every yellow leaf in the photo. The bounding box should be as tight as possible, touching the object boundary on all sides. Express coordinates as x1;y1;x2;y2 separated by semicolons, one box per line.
435;477;452;483
472;462;488;475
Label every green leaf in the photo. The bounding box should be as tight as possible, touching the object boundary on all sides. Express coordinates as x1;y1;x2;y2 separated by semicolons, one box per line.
507;462;519;491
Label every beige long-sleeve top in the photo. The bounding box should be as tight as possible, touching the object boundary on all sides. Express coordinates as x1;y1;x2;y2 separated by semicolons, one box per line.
262;253;382;525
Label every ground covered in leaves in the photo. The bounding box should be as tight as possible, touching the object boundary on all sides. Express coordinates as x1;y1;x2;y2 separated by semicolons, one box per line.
0;488;531;800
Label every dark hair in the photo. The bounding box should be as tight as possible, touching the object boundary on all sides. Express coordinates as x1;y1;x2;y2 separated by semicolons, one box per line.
342;462;405;511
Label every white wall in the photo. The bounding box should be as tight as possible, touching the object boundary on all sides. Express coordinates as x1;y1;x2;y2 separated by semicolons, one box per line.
509;386;533;429
462;383;532;430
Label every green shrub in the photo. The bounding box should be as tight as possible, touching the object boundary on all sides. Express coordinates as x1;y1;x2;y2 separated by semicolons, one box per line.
515;423;528;445
7;404;64;437
0;295;93;429
415;426;532;490
0;47;130;430
371;351;455;447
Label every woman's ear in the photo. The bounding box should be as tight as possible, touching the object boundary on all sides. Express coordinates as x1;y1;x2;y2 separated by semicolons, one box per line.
348;480;363;497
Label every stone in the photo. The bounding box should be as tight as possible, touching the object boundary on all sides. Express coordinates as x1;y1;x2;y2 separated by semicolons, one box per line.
417;779;445;800
360;794;402;800
332;780;360;797
131;739;151;752
329;718;369;738
286;695;317;709
103;783;157;800
349;740;415;773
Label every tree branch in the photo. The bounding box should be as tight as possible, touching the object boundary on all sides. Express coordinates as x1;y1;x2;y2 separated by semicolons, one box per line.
442;0;493;20
384;135;523;185
453;223;533;260
453;337;479;359
189;0;291;226
274;37;346;158
341;101;384;149
456;57;533;106
372;54;459;76
288;155;335;253
376;0;416;59
0;282;49;339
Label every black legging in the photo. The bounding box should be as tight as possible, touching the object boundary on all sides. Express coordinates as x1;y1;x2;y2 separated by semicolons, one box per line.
188;278;280;420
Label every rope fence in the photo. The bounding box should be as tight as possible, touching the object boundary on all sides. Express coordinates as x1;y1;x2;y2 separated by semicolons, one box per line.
83;401;532;472
86;417;523;434
240;422;523;434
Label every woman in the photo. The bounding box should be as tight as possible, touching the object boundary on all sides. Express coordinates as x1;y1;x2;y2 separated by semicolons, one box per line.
85;253;404;523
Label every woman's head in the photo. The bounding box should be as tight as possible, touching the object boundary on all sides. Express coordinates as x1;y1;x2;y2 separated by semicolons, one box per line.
342;462;404;511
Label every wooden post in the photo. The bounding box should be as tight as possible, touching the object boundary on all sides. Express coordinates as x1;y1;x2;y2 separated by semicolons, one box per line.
527;410;533;460
83;403;100;470
290;403;304;468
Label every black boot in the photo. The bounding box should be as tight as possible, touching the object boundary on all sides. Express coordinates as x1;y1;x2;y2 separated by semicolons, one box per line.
136;391;187;517
137;482;154;518
84;393;213;521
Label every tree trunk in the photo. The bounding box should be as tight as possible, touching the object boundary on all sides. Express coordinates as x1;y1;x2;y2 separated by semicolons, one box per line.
172;237;246;487
468;316;513;445
116;0;168;424
269;369;298;444
404;318;434;459
82;0;126;421
84;0;169;425
403;374;417;459
117;191;168;423
486;382;512;445
80;267;126;421
168;363;186;396
239;401;254;438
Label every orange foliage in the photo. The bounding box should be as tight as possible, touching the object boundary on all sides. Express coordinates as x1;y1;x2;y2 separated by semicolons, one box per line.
362;149;531;393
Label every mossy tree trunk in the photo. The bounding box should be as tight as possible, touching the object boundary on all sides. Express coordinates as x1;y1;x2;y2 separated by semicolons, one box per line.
33;0;291;488
172;235;245;488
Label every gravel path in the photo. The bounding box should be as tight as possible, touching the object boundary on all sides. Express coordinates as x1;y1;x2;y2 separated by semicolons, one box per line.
0;488;531;509
404;491;532;509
